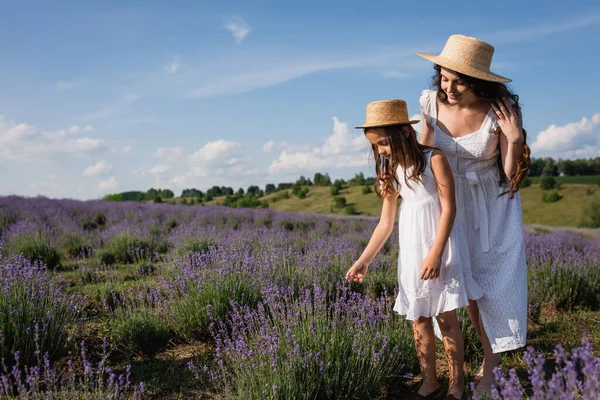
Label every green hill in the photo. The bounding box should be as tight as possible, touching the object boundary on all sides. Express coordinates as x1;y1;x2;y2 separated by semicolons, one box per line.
191;183;597;228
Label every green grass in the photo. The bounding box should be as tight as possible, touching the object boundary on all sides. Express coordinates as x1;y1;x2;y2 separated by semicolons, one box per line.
528;175;600;184
520;184;597;226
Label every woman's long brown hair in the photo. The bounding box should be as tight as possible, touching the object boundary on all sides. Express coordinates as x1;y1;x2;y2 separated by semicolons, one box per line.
432;64;530;199
368;124;433;198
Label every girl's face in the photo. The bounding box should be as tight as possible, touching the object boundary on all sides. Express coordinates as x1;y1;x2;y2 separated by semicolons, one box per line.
440;67;474;105
364;128;391;160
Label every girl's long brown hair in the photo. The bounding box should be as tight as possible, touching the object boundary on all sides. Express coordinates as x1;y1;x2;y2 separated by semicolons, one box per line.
368;124;433;198
432;64;530;199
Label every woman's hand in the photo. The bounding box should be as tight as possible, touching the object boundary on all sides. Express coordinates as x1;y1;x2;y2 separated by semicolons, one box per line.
419;253;441;280
346;260;369;283
491;97;523;144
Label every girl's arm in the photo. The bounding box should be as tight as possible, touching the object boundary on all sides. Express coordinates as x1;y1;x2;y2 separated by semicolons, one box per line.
345;188;399;283
492;98;525;178
420;149;456;280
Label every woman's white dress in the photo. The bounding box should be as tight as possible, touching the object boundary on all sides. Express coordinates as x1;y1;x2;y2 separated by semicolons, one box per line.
420;89;528;353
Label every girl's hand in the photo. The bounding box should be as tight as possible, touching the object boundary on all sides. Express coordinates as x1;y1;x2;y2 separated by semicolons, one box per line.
419;253;441;280
490;97;523;144
346;260;369;283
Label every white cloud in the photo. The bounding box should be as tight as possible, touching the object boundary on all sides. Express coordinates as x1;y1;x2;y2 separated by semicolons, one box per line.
188;59;368;98
224;17;251;44
530;113;600;158
165;58;180;74
82;161;112;176
263;140;276;152
132;164;171;176
123;145;132;153
268;117;370;174
0;116;106;160
189;140;242;166
55;79;85;90
98;176;118;190
380;70;411;79
154;146;184;159
149;164;170;174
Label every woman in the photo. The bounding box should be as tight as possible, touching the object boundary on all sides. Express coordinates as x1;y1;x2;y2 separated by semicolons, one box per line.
416;34;530;395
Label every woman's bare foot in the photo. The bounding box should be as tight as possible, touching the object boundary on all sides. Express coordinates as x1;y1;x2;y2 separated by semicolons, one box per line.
446;379;465;399
417;381;440;397
474;377;496;397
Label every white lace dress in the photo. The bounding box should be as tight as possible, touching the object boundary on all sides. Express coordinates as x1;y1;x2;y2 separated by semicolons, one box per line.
393;149;482;321
420;89;528;353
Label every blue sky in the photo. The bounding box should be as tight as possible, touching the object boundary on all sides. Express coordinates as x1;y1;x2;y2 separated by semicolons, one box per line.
1;0;599;200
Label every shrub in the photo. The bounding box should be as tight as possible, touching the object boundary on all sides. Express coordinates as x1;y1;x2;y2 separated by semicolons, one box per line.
578;192;600;228
539;176;556;190
330;186;340;196
192;285;418;399
333;196;347;208
6;235;61;269
344;205;358;215
0;338;144;399
542;190;561;203
82;219;97;231
94;212;107;226
519;177;532;188
170;275;262;341
362;185;373;194
153;196;163;204
297;188;309;199
102;233;154;264
479;337;600;400
0;254;83;366
108;310;173;357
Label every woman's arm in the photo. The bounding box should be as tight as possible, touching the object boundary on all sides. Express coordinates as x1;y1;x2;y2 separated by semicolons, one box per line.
492;98;525;178
420;149;456;280
419;112;435;146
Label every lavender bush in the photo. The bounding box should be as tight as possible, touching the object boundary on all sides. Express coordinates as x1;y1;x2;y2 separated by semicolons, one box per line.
0;254;84;366
0;338;144;399
473;336;600;400
191;283;418;399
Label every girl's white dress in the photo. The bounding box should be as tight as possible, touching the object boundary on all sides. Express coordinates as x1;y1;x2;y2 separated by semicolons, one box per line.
393;149;482;321
420;89;528;353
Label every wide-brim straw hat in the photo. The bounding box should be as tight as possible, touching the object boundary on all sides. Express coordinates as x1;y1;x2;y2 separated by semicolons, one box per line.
355;100;419;129
416;34;511;83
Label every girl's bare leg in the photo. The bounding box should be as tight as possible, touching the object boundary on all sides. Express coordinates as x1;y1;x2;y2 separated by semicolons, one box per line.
435;310;465;398
412;317;440;396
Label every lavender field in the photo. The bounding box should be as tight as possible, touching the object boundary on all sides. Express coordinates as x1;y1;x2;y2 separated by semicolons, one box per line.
0;195;599;399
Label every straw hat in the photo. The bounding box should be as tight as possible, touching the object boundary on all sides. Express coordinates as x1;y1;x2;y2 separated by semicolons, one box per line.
355;100;419;129
417;34;511;83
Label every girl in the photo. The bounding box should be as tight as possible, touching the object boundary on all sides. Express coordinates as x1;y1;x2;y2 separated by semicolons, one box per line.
346;99;482;400
416;34;530;395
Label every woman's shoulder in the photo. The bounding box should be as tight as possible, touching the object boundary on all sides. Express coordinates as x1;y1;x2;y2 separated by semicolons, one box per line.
419;89;436;119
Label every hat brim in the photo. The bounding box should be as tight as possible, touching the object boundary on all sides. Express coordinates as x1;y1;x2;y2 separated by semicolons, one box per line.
416;52;511;83
355;120;420;129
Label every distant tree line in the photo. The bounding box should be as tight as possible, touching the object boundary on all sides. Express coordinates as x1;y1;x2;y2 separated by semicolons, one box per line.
528;157;600;177
103;158;599;203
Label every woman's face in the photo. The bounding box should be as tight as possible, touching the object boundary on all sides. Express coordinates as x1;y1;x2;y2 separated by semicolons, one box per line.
440;67;474;105
364;128;392;160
